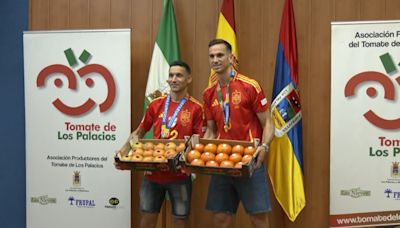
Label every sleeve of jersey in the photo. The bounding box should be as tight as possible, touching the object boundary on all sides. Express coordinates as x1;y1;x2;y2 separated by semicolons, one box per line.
251;84;269;113
203;90;213;121
139;103;154;132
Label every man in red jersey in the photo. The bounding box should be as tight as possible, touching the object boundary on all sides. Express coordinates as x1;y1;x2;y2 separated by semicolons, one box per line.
118;60;204;228
203;39;274;228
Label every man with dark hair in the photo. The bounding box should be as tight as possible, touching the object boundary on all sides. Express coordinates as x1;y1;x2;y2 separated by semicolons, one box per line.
203;39;274;228
118;60;204;228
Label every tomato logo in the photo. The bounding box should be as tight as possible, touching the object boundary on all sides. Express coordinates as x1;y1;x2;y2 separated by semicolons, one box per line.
344;52;400;129
36;48;116;116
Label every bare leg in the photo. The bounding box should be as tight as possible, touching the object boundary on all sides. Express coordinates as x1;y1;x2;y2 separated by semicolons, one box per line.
249;212;269;228
213;212;233;228
173;217;187;228
140;212;158;228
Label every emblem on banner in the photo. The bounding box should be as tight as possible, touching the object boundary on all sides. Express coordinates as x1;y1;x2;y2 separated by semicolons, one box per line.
344;52;400;130
392;162;399;178
36;48;116;116
73;171;81;187
271;82;302;137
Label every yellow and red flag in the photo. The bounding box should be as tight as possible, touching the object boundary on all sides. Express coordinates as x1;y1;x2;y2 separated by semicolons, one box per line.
209;0;238;85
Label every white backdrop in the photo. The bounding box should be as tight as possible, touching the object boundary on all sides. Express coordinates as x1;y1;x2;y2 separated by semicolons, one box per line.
24;29;131;228
330;21;400;227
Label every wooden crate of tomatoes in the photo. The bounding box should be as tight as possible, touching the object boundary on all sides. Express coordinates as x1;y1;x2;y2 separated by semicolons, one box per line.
115;137;188;171
180;134;260;177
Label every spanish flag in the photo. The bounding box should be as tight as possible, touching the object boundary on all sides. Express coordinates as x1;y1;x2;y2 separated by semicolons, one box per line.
268;0;306;221
209;0;238;85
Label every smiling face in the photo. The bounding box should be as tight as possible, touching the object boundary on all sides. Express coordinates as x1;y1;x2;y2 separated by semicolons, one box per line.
167;65;192;94
208;43;233;75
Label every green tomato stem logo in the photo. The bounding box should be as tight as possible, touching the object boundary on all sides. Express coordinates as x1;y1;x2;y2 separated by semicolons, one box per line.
36;48;116;116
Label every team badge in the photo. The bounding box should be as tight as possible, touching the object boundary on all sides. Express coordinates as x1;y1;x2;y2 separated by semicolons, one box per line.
232;89;241;108
180;109;191;126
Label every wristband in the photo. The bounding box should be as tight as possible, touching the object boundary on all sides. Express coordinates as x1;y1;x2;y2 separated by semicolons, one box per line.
260;143;269;151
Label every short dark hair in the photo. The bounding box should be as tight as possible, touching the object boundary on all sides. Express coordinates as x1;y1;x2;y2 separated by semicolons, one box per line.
170;60;191;74
208;39;232;52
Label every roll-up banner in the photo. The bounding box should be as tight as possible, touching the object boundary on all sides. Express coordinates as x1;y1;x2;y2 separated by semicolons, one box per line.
331;21;400;227
24;29;131;228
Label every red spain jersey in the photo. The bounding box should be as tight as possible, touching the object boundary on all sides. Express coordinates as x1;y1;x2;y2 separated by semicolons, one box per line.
139;95;204;184
203;70;269;141
139;95;204;139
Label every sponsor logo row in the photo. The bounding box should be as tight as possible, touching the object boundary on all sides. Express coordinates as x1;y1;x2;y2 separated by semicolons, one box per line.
31;170;122;209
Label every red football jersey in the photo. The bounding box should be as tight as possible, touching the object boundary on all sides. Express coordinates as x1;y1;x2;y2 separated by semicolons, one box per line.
139;95;204;184
139;95;204;139
203;70;269;141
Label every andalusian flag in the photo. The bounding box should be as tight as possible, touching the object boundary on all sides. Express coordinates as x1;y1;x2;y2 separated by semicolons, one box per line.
209;0;238;85
143;0;180;138
268;0;305;221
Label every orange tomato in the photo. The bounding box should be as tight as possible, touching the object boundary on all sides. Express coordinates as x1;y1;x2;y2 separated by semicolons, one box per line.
215;152;229;164
234;161;243;168
186;150;201;163
200;152;216;163
165;142;177;150
217;143;232;155
132;148;144;155
165;149;177;158
193;143;205;153
241;154;253;164
143;150;153;157
220;160;234;168
142;156;153;162
176;142;186;152
232;144;244;155
153;155;166;163
153;149;165;157
206;160;219;167
229;153;243;163
132;141;143;149
130;154;143;161
143;142;154;150
244;146;256;156
191;158;205;166
154;142;165;150
204;143;217;154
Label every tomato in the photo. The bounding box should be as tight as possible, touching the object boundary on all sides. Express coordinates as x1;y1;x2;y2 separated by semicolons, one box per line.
217;143;232;155
204;143;217;154
176;142;186;152
143;142;154;150
186;150;201;163
200;152;216;163
191;158;205;166
206;160;219;167
215;152;229;164
241;154;253;164
220;160;234;168
165;142;177;150
229;153;243;163
193;143;205;153
154;142;165;150
244;146;256;155
165;149;177;158
232;144;244;155
153;149;165;157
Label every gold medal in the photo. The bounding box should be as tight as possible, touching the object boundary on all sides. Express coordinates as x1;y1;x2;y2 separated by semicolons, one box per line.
224;125;229;132
161;125;169;138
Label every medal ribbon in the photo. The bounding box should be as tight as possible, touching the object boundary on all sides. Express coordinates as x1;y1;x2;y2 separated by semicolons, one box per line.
216;70;235;131
161;94;187;138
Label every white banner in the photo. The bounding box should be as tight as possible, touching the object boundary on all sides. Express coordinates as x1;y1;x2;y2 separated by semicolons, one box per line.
331;21;400;227
24;29;131;228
